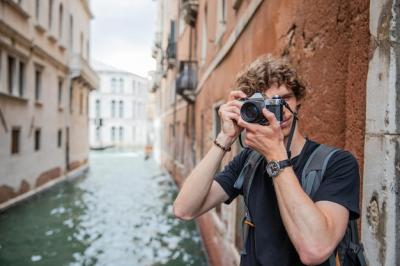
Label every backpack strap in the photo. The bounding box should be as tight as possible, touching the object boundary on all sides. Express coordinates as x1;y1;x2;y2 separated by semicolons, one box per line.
234;150;263;255
301;144;339;199
301;145;368;266
234;150;263;192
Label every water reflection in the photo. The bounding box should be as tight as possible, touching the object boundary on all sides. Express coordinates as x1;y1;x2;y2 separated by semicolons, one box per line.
0;150;207;266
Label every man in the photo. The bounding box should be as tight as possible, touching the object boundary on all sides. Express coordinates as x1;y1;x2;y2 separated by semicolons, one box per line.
173;55;360;265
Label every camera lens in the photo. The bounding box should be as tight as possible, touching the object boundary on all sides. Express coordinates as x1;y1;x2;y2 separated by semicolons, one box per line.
241;102;261;122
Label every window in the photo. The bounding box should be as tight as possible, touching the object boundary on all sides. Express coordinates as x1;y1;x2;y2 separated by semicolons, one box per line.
95;99;101;117
57;129;62;148
111;100;116;118
11;128;20;154
35;68;42;101
48;0;53;29
119;100;124;118
18;61;25;97
215;0;227;43
111;78;116;92
7;56;15;94
111;126;116;141
59;3;63;39
79;92;83;114
69;15;73;50
35;0;40;20
86;40;90;60
58;78;63;106
119;126;124;141
132;80;136;94
69;84;73;113
96;127;101;141
34;128;41;151
201;5;208;66
80;32;84;56
119;78;124;93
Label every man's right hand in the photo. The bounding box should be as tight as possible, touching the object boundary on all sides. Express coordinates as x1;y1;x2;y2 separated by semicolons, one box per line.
218;90;247;142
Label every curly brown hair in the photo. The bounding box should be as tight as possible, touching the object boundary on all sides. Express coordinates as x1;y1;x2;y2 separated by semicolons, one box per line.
235;54;306;100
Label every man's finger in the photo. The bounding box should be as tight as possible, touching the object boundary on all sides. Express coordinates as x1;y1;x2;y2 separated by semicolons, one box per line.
228;90;247;101
262;108;279;127
237;117;258;132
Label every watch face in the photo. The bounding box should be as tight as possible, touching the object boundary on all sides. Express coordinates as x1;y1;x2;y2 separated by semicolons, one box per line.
266;161;280;177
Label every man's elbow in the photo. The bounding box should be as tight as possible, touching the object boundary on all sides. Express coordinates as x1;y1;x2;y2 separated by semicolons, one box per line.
173;202;195;221
298;244;333;265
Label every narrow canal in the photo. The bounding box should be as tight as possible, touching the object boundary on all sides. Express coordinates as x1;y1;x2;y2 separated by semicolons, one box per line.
0;150;207;266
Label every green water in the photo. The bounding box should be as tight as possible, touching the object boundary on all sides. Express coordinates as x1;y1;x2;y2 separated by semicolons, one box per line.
0;150;207;266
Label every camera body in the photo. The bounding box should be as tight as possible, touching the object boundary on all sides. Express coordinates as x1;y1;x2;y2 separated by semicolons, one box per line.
240;93;284;124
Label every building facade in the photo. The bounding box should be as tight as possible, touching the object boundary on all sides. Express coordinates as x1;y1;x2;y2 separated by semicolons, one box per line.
0;0;98;209
89;61;149;149
152;0;400;265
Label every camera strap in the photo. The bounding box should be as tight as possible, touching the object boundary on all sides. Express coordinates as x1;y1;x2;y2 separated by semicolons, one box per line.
283;102;298;159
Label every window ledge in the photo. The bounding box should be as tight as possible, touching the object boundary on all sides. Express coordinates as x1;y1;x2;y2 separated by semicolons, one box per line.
233;0;244;10
0;92;28;102
34;23;46;33
4;0;30;19
35;101;43;107
58;42;67;51
58;106;64;112
47;33;57;43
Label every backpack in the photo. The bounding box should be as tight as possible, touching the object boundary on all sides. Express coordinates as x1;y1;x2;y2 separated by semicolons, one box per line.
233;144;368;266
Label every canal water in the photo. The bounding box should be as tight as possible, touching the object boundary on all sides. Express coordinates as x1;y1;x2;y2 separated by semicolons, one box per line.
0;150;207;266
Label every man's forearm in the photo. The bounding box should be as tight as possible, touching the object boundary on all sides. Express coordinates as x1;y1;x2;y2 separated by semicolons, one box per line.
272;168;341;264
173;133;232;220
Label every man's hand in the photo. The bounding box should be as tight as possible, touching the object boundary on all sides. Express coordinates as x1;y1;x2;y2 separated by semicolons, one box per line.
237;108;287;161
217;91;247;144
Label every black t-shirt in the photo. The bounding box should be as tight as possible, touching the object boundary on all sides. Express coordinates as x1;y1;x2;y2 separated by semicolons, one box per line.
214;139;360;266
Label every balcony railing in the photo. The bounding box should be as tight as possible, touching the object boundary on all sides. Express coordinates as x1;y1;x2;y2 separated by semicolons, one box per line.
176;61;197;103
181;0;199;27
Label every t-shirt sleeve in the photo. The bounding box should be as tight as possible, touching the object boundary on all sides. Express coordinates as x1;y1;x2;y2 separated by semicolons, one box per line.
214;148;251;204
313;150;360;219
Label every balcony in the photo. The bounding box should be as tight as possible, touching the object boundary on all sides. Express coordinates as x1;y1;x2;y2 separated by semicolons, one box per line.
70;54;99;90
176;61;197;103
181;0;199;27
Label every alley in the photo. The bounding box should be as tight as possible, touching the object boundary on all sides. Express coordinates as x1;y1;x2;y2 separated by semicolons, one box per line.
0;150;206;266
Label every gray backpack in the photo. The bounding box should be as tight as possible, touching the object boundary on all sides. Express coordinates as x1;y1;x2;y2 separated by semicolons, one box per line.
233;144;367;266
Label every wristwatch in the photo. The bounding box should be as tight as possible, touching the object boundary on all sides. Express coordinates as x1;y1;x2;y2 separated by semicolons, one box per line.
266;159;292;178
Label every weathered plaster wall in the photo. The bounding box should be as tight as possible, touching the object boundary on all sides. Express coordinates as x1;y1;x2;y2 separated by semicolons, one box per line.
362;0;399;265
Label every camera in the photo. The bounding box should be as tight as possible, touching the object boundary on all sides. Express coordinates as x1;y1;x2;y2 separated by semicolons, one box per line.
240;93;284;124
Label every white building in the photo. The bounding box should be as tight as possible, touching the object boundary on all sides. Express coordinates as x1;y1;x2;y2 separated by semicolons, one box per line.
0;0;98;209
89;61;149;149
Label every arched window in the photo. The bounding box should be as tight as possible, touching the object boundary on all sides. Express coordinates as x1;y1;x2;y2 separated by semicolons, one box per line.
119;78;124;92
59;3;63;39
119;100;124;118
119;126;124;141
95;99;101;117
111;127;116;141
111;78;116;92
111;100;116;118
48;0;53;29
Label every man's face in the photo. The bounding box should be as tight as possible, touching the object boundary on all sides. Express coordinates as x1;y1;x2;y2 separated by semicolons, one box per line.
263;84;299;137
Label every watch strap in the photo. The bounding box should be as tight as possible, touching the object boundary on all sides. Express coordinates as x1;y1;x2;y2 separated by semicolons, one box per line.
278;159;292;169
